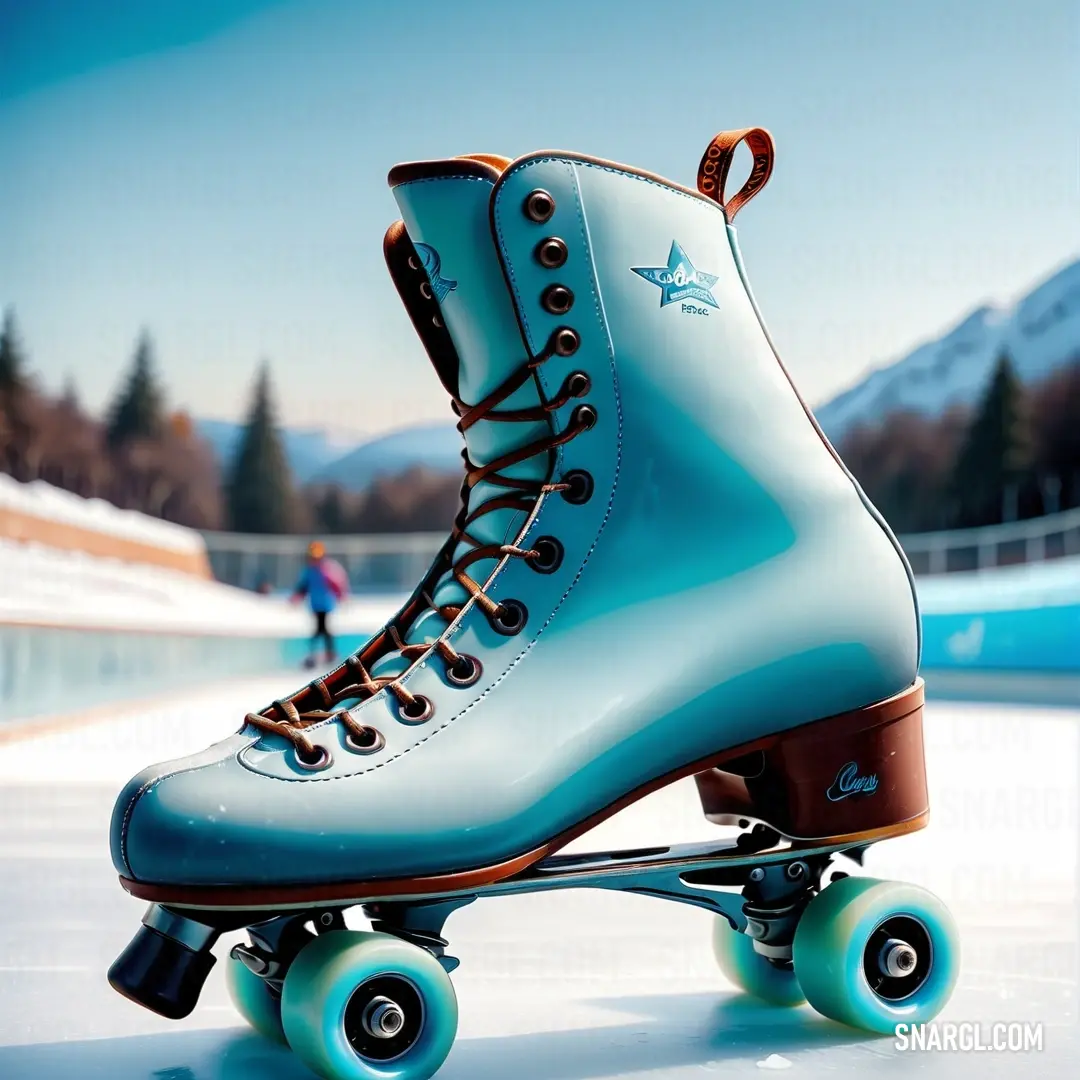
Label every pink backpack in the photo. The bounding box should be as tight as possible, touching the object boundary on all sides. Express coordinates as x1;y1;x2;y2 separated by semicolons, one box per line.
320;558;349;600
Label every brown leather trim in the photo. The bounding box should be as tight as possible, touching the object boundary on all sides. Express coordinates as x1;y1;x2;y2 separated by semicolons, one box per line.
388;157;503;188
458;153;512;172
382;220;461;398
696;128;775;221
118;680;925;908
122;814;929;911
696;690;927;839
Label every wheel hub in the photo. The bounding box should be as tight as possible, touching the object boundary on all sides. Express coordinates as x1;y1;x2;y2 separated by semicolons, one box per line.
362;996;406;1039
879;938;918;979
863;915;932;1001
343;975;424;1062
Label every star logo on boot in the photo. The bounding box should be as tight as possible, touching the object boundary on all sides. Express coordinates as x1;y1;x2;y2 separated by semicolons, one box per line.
414;243;458;303
631;241;719;309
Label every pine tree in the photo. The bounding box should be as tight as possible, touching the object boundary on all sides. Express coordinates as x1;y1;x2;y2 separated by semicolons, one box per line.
316;486;346;533
0;307;28;400
1033;359;1080;511
59;374;81;412
106;332;164;449
0;308;32;475
949;351;1032;527
227;363;295;533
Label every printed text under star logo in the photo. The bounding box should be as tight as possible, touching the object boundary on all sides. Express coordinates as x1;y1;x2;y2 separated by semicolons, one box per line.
631;241;719;309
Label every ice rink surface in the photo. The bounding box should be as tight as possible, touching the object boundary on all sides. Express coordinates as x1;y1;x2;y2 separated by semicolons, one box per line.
0;675;1075;1079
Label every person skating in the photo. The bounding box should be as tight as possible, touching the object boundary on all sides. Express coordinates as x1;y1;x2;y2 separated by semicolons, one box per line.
291;540;347;668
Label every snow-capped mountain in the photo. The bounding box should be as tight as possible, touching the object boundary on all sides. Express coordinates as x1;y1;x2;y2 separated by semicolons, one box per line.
312;422;463;491
196;420;362;483
816;257;1080;442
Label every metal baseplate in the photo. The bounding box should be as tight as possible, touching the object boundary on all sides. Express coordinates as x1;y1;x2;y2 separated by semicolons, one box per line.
177;823;872;995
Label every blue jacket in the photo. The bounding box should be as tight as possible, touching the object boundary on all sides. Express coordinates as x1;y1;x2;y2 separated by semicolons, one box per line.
294;563;339;614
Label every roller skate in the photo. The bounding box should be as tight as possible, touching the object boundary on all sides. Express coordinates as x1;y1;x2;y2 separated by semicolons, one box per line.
107;129;959;1080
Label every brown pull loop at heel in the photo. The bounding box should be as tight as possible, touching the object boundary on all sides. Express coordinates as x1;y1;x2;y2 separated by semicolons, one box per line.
697;128;775;221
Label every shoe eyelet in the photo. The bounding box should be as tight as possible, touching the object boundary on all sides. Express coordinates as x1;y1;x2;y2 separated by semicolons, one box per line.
552;327;580;357
524;189;555;223
399;695;435;724
565;371;591;398
420;282;433;300
408;255;419;270
536;237;568;269
572;403;598;430
344;726;385;755
295;744;333;771
529;537;564;574
491;599;528;636
542;285;574;315
446;654;482;687
433;314;443;328
561;469;594;505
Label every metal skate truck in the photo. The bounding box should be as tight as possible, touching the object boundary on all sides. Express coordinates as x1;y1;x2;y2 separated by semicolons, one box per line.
108;129;959;1080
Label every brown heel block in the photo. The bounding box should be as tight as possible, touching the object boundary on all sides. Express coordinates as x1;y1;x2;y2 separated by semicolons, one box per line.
694;680;928;842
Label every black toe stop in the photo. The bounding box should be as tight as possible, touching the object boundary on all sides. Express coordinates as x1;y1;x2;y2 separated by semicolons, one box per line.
108;925;217;1019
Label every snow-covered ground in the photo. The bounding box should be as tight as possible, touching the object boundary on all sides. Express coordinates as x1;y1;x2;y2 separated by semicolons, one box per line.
0;679;1074;1078
0;538;400;635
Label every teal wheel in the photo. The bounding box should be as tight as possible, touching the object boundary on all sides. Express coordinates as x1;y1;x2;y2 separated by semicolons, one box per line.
792;876;960;1034
226;952;286;1044
281;930;458;1080
712;917;805;1006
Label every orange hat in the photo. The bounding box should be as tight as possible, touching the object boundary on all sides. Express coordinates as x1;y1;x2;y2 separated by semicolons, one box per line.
308;541;325;559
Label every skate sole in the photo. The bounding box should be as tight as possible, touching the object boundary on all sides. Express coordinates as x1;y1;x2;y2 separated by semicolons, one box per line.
118;679;927;912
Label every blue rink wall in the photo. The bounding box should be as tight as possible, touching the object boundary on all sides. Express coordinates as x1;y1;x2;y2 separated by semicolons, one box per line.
914;557;1080;703
0;625;374;726
921;605;1080;671
2;562;1078;725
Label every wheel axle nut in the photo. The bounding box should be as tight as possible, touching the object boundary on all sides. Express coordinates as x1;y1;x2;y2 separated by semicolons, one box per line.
879;938;918;979
362;996;406;1039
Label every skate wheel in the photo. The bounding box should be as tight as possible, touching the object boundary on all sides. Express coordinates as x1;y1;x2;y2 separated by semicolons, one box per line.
792;876;959;1034
281;930;457;1080
711;917;805;1007
225;952;286;1044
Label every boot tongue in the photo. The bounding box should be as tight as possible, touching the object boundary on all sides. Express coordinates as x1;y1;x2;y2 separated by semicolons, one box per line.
384;165;548;663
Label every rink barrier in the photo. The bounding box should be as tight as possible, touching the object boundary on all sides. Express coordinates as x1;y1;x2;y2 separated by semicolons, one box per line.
199;507;1080;590
0;624;374;727
920;604;1080;671
1;601;1077;726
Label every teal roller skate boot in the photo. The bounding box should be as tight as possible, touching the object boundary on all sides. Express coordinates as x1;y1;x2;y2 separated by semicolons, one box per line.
108;130;957;1080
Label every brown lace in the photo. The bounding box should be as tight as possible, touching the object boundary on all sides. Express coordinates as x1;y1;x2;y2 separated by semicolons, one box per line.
245;335;592;759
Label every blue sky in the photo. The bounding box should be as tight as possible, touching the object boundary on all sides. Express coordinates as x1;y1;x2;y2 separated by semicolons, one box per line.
1;0;1077;437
